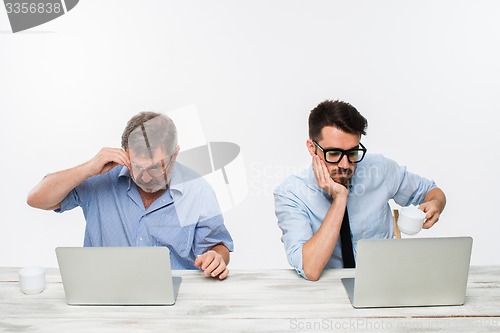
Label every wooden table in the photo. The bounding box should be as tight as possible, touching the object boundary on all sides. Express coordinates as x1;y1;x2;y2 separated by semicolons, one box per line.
1;267;499;332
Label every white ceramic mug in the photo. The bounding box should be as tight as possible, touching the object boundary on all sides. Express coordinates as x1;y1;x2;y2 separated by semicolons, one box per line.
18;266;46;295
397;205;426;235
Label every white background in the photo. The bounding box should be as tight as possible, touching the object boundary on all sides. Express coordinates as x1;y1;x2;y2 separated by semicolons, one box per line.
1;1;499;269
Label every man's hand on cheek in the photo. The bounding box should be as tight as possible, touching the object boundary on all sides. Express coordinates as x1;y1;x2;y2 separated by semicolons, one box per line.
312;155;347;198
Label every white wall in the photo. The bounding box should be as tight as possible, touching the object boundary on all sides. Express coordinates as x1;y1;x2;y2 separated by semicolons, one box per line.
1;0;499;269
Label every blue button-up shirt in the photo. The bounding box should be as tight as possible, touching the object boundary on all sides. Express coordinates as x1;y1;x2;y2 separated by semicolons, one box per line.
273;154;436;278
57;163;234;269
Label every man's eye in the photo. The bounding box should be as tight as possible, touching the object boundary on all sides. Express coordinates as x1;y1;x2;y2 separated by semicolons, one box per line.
327;151;342;158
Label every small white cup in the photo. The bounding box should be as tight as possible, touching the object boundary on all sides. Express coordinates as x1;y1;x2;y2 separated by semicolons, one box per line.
397;205;426;235
18;266;46;295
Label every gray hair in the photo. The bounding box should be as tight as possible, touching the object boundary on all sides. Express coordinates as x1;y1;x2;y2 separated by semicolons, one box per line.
121;111;178;157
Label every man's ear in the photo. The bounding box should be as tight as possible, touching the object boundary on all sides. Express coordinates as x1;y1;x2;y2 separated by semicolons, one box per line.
306;139;316;157
171;145;180;163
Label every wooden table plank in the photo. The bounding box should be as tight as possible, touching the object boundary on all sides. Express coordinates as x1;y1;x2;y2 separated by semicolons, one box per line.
1;267;499;332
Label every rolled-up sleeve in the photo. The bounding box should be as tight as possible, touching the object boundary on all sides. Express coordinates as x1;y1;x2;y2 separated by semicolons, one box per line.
193;214;234;256
385;158;437;206
274;188;314;279
191;182;234;256
54;179;92;213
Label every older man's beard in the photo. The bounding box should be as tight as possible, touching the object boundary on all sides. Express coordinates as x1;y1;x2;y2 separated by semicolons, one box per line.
133;176;168;193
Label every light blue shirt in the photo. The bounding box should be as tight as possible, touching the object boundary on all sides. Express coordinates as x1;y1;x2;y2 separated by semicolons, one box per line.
273;154;436;278
57;163;234;269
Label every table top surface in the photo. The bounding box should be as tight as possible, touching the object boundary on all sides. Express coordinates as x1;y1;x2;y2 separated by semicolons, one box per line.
1;266;500;332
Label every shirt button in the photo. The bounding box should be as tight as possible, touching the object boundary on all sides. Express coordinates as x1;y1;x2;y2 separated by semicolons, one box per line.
139;237;143;241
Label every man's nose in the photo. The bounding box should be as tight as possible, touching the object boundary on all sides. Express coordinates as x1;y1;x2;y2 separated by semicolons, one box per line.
338;154;350;168
141;171;153;182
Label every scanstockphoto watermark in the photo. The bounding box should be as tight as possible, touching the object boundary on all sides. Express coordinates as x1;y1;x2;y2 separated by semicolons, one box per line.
248;161;303;197
3;0;79;33
248;161;382;198
289;318;499;331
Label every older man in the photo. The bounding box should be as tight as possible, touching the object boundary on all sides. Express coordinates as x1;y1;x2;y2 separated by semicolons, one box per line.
28;112;233;279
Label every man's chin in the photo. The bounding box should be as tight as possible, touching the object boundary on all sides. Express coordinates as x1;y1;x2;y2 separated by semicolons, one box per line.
332;176;352;187
136;183;167;193
144;187;165;193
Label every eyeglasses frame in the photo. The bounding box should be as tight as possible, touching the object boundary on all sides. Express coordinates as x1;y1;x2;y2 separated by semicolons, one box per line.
312;140;367;164
130;155;174;179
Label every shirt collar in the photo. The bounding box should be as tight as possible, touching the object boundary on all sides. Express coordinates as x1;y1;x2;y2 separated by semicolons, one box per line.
118;166;132;189
168;163;185;195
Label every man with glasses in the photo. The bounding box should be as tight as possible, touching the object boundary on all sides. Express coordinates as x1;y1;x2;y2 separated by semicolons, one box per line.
27;112;233;280
274;100;446;281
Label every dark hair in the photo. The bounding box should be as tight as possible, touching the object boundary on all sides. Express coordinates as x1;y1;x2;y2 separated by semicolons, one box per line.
121;111;178;156
308;100;367;140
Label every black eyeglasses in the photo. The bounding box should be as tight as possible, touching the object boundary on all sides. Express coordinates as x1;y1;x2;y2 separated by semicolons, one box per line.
130;156;173;178
313;141;367;164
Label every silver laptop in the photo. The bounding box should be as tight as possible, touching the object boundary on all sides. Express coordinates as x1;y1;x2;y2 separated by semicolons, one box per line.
56;247;182;305
341;237;473;308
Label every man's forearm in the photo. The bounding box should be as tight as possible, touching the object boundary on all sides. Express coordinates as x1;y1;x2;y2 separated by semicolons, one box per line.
424;187;446;213
302;194;347;281
27;164;90;210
